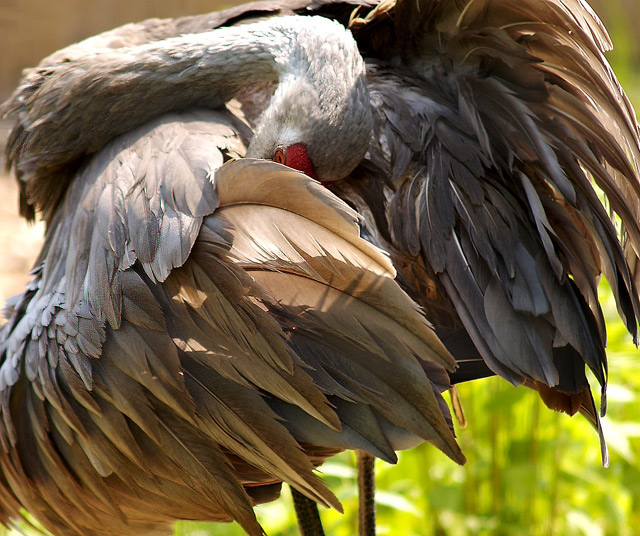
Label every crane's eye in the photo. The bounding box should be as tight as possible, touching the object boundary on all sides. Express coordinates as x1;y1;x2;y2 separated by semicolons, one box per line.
273;148;286;165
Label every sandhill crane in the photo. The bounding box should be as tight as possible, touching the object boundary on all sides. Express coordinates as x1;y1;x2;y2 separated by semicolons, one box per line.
2;0;639;534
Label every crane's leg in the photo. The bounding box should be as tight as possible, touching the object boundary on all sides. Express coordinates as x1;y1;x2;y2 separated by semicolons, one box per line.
357;450;376;536
291;487;325;536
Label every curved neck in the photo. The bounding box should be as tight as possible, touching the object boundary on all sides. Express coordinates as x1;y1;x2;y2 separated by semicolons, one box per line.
5;15;371;214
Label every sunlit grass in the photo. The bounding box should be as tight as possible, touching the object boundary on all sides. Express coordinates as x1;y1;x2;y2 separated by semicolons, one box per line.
169;282;640;535
172;361;640;535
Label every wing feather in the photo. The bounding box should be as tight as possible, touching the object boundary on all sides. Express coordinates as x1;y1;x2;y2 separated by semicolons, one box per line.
0;129;463;535
338;0;640;460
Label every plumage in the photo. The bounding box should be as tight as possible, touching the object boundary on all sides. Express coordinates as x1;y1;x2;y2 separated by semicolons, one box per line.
335;0;640;454
1;88;461;534
2;0;639;534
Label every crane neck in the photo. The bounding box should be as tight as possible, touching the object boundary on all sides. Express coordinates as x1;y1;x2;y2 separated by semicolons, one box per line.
4;15;372;216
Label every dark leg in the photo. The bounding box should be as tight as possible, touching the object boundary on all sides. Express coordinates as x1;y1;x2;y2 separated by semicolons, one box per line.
357;450;376;536
291;486;325;536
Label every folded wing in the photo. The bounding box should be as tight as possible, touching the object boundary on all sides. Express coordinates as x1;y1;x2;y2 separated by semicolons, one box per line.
0;111;462;536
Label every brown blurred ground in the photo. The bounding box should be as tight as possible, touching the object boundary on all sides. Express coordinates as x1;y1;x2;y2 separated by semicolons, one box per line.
0;124;45;310
0;0;240;100
1;0;638;101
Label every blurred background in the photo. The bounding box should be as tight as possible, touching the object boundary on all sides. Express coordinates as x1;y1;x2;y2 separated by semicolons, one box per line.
1;1;640;535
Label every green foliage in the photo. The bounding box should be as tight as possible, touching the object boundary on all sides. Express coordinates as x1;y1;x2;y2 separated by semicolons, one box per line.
164;281;640;536
171;325;639;536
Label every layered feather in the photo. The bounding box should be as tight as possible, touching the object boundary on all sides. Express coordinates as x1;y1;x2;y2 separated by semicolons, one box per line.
335;0;640;465
0;110;462;535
